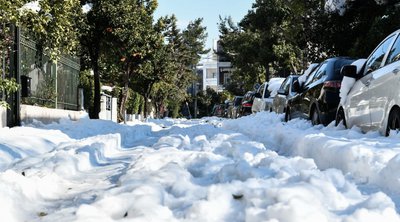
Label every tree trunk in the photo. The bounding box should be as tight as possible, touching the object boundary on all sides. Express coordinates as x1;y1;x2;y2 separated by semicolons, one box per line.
91;49;100;119
290;61;297;74
143;82;154;119
119;81;129;122
265;63;270;82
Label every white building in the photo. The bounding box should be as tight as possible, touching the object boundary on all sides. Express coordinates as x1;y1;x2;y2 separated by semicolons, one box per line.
196;40;233;92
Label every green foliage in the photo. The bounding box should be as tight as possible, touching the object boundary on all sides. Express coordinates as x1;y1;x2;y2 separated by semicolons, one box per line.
20;0;82;62
126;91;144;115
79;70;94;116
34;73;56;108
0;78;19;108
196;88;221;117
219;0;400;96
0;0;28;24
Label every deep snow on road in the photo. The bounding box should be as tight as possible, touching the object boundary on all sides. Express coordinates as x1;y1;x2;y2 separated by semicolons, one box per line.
1;112;400;222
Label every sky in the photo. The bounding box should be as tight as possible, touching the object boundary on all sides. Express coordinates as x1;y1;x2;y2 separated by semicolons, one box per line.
154;0;255;50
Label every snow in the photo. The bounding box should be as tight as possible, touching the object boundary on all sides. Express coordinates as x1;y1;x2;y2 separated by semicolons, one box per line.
298;63;319;86
2;112;400;221
20;1;93;14
339;59;367;105
20;1;40;13
325;0;346;15
267;78;285;97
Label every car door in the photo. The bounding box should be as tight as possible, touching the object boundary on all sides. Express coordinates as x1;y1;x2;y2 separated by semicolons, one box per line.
369;34;400;129
252;83;265;113
274;77;290;113
289;67;320;119
345;34;396;131
300;62;328;119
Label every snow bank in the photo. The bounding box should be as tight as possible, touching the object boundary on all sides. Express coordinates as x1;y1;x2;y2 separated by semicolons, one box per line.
339;59;367;105
1;113;400;221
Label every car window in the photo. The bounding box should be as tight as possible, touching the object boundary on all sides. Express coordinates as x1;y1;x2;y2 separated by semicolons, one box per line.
304;67;319;86
258;84;265;98
279;78;289;91
365;34;396;74
387;34;400;65
283;78;290;93
306;63;327;85
234;98;242;106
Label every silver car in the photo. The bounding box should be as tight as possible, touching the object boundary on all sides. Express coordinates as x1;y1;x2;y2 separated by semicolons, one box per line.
252;78;285;113
272;75;299;114
336;29;400;136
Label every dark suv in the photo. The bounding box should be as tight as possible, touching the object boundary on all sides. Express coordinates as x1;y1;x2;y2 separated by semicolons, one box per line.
285;57;356;125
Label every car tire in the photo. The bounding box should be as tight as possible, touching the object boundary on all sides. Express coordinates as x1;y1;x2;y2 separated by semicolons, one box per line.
284;107;291;122
335;108;347;128
311;108;320;126
386;108;400;136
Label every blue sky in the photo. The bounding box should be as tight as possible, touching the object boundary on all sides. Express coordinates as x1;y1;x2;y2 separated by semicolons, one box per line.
154;0;255;50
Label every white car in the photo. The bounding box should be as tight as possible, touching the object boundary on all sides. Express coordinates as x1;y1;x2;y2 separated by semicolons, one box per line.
336;29;400;136
252;78;285;113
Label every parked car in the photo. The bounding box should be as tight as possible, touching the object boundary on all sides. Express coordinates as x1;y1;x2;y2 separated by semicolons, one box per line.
239;91;255;116
252;78;285;113
335;29;400;136
212;104;225;117
285;57;356;125
272;75;299;114
227;96;243;119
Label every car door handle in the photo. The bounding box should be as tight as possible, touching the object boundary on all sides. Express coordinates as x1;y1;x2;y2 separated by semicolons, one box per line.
393;68;400;75
365;79;371;86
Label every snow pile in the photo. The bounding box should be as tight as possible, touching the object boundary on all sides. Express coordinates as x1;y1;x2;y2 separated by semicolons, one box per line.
298;63;319;86
1;113;400;221
339;58;367;105
20;1;40;13
268;77;285;97
325;0;347;15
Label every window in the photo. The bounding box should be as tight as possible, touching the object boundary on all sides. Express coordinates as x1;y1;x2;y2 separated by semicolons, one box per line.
264;88;271;98
305;63;327;86
258;84;265;98
206;69;217;79
387;35;400;65
365;34;395;74
282;78;290;94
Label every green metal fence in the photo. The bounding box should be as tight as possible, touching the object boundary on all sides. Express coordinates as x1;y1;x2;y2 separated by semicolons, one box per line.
20;33;80;110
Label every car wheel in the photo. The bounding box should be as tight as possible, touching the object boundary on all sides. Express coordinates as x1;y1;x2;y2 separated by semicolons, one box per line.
386;108;400;136
284;107;291;122
335;108;347;128
311;108;320;126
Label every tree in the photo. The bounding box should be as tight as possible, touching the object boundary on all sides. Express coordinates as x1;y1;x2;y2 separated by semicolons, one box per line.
79;0;115;119
0;1;28;108
21;0;82;61
143;16;208;119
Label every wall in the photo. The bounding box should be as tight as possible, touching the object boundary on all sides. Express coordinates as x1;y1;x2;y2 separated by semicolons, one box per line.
20;105;86;125
0;107;6;128
99;95;118;122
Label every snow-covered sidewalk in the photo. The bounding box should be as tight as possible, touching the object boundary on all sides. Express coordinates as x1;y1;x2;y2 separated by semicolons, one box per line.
1;113;400;221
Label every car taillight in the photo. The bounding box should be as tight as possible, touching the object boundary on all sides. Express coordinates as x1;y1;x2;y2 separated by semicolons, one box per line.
323;81;341;88
242;103;252;107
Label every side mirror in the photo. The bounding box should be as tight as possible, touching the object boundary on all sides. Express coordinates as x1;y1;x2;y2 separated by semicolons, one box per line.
341;65;357;79
292;80;301;93
277;89;287;95
254;92;262;98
